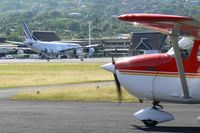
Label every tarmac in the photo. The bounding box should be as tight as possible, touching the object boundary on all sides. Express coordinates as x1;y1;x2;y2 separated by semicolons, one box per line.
0;58;113;64
0;101;199;133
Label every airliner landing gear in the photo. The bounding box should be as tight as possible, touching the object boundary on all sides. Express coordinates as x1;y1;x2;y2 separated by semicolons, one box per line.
133;101;174;127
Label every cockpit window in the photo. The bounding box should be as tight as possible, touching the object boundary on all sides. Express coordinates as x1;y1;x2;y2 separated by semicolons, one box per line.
180;49;189;58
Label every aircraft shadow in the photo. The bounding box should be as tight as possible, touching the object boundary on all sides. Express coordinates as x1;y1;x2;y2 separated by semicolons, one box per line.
131;125;200;133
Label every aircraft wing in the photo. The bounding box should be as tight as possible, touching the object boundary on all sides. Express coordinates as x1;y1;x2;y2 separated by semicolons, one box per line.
6;40;24;45
118;13;200;39
85;44;101;48
118;13;199;99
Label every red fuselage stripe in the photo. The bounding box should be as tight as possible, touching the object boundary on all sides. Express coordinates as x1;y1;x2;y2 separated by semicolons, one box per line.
119;69;200;78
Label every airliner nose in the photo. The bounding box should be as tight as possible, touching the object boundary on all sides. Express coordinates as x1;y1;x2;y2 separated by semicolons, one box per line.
101;63;115;73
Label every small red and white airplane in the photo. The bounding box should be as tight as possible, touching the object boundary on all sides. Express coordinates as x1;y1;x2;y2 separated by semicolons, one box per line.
102;13;200;127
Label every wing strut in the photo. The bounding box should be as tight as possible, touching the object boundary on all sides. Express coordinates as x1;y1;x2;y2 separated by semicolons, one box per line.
170;26;191;99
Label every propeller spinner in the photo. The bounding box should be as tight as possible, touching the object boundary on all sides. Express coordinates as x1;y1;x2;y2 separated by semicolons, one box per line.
101;57;122;102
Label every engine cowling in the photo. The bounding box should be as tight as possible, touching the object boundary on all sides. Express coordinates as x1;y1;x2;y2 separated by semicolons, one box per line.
75;48;83;58
88;47;95;57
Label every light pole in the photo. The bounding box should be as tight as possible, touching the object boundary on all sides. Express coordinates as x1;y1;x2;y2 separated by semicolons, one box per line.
89;21;91;46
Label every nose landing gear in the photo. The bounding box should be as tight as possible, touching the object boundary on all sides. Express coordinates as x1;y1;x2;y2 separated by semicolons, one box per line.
133;101;174;127
152;101;163;109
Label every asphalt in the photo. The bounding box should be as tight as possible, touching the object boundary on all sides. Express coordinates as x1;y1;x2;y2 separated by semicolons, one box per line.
0;58;113;64
0;101;199;133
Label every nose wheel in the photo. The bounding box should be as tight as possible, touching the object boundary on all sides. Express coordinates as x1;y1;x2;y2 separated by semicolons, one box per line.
142;120;158;127
141;101;162;127
133;101;174;127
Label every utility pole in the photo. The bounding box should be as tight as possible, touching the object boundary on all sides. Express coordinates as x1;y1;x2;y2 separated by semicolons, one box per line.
89;21;91;46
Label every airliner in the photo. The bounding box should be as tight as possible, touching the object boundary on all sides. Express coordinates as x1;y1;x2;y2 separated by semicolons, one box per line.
8;22;96;60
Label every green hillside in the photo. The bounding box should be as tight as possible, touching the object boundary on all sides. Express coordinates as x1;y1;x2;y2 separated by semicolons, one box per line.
0;0;199;40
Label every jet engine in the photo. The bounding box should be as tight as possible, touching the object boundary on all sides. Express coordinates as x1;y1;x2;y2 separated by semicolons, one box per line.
87;47;95;57
75;48;83;58
17;49;24;55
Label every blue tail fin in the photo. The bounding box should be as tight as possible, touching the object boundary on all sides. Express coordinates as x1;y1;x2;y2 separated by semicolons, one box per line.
22;22;34;40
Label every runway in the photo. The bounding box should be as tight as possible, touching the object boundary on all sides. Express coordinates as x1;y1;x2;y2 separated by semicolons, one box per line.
0;58;113;64
0;101;199;133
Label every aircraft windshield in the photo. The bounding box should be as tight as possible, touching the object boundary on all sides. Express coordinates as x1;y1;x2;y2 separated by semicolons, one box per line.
167;37;194;57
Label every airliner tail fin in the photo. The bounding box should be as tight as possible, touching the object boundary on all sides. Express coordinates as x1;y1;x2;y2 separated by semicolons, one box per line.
22;22;34;40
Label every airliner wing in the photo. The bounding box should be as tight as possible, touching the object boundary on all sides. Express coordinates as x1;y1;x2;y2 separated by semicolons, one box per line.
118;13;200;39
85;44;101;48
6;40;24;45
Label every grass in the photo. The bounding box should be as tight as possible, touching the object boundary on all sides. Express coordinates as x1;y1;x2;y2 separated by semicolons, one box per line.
1;62;138;102
0;63;113;88
13;86;138;102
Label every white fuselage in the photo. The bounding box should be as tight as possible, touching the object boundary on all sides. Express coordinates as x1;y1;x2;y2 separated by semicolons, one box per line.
116;70;200;104
24;40;83;57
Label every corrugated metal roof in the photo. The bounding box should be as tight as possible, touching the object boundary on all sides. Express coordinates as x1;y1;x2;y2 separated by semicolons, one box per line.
32;31;60;41
131;32;167;50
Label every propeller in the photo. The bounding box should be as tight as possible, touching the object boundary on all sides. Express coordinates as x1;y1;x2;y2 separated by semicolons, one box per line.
112;56;122;102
